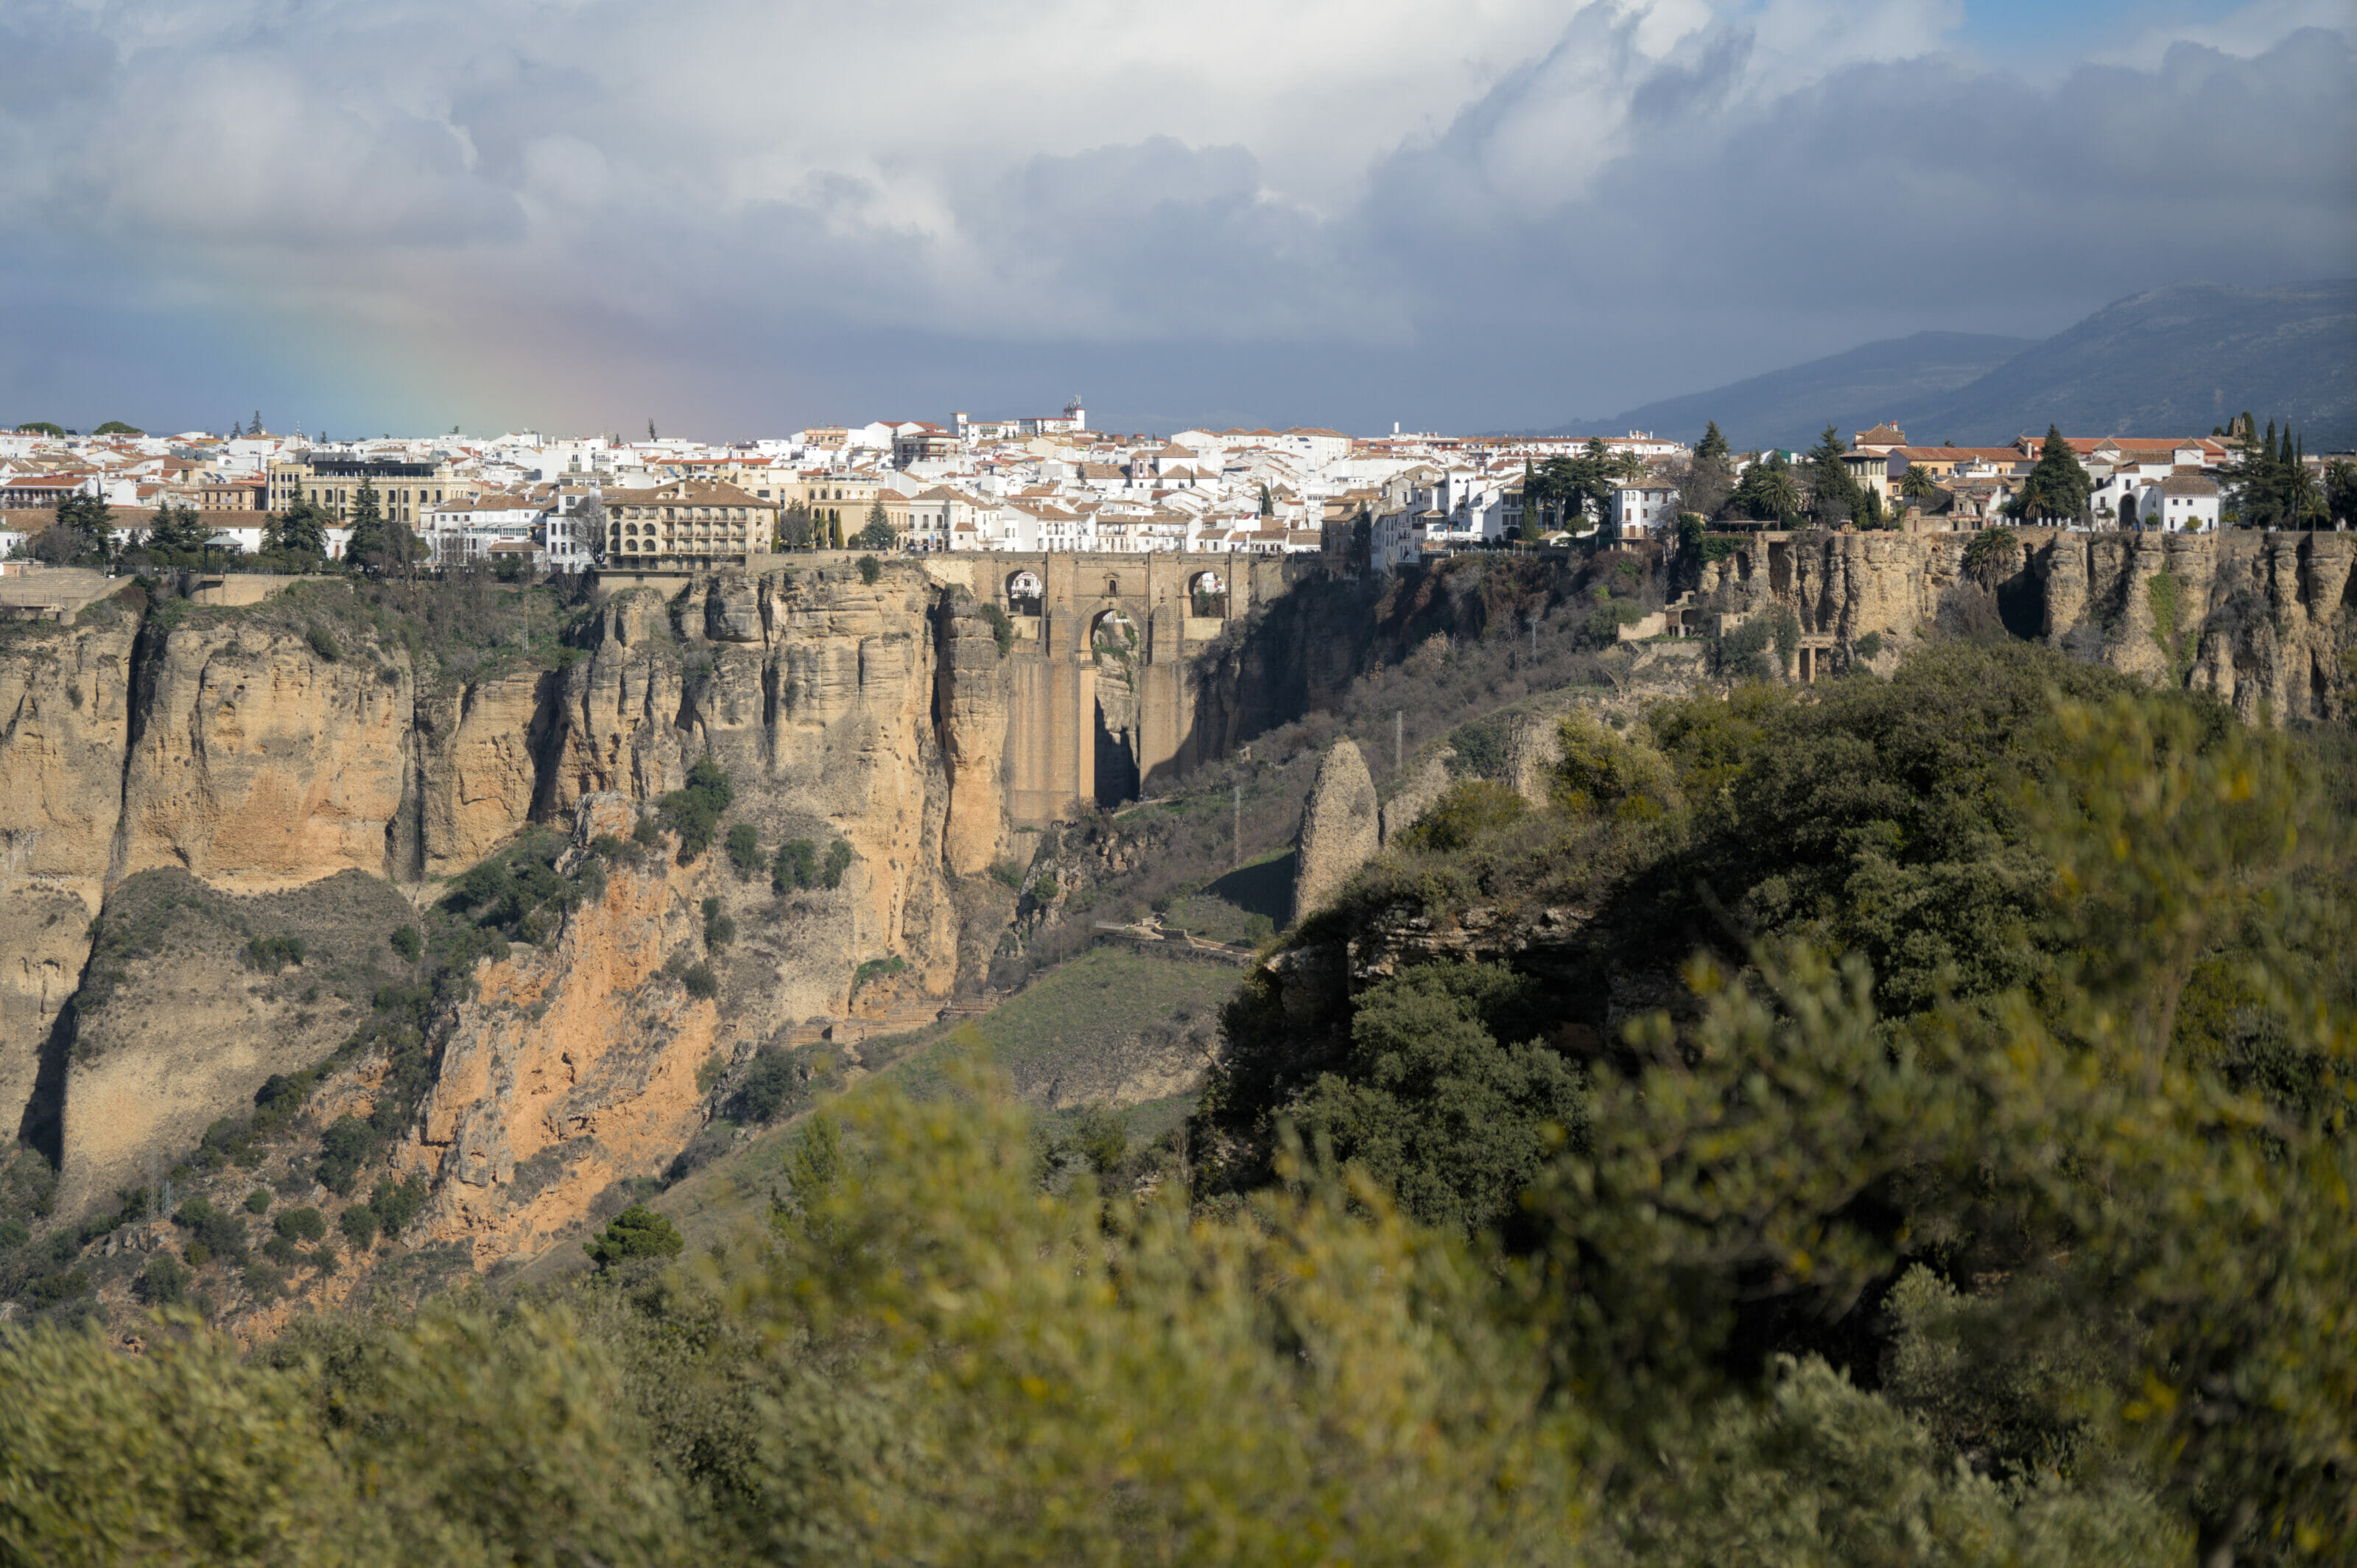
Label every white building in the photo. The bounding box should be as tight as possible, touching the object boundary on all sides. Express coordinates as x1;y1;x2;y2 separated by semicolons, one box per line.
1611;481;1680;539
423;495;547;565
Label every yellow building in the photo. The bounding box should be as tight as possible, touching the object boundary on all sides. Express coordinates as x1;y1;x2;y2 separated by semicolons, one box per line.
604;481;781;566
267;458;457;525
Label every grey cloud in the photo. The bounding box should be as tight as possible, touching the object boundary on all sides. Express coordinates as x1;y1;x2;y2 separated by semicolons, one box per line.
0;0;2347;439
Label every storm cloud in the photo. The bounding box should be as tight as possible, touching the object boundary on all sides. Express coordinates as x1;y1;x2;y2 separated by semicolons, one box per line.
1;0;2348;435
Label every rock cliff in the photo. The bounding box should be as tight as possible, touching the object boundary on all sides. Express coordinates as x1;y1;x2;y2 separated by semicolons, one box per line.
0;563;1014;1273
1697;528;2355;720
1292;738;1379;922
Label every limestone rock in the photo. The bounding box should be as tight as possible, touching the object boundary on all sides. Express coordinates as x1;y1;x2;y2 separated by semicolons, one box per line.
0;605;139;1139
1292;737;1378;923
1380;748;1453;846
113;619;414;890
1501;714;1564;807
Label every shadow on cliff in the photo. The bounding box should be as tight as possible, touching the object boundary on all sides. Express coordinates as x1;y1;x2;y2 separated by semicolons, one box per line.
15;1000;76;1168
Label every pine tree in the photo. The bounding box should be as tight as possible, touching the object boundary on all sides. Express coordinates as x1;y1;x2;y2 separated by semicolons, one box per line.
1679;421;1737;521
1800;425;1861;524
267;498;329;558
2018;426;2090;524
145;502;211;556
51;492;116;562
343;477;387;566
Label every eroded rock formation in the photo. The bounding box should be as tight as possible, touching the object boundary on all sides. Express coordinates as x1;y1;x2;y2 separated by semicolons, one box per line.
1292;737;1379;921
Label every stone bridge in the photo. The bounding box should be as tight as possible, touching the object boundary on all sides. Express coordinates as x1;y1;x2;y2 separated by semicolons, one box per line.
917;550;1309;826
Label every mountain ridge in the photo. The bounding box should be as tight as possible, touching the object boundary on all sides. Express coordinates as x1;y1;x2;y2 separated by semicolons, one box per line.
1528;279;2356;451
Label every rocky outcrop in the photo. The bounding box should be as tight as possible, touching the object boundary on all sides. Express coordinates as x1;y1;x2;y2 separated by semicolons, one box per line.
1697;529;2356;722
933;593;1011;876
1380;749;1453;846
0;600;141;1143
1500;714;1566;808
409;796;714;1264
1292;738;1379;923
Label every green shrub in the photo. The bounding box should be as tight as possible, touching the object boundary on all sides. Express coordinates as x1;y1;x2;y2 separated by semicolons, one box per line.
135;1252;188;1306
183;1241;211;1268
303;623;341;661
723;823;763;877
370;1175;426;1235
980;601;1015;656
246;934;306;973
339;1203;379;1253
242;1189;273;1214
1028;876;1059;904
390;924;422;960
851;954;907;999
821;840;854;890
727;1046;801;1125
656;758;733;862
316;1114;376;1197
275;1207;326;1243
681;963;719;1000
1581;597;1647;643
1854;630;1883;661
705;913;736;950
1554;711;1677;820
262;1235;298;1265
856;554;882;585
171;1196;249;1264
242;1259;287;1300
1396;779;1528;853
583;1203;684;1269
1071;1105;1129;1178
773;837;818;893
26;1269;91;1307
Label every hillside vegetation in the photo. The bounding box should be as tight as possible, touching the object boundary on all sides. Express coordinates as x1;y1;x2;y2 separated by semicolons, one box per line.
0;639;2347;1562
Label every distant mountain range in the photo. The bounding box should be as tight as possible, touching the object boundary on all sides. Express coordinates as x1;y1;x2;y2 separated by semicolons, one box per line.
1531;280;2356;451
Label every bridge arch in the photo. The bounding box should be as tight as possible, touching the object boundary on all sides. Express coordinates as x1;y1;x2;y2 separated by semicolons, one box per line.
1186;568;1226;616
1005;569;1043;614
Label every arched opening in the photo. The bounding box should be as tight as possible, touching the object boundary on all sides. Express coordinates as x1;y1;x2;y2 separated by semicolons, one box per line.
1089;609;1140;807
1004;569;1043;616
1105;574;1121;596
2118;493;2139;530
1187;569;1227;618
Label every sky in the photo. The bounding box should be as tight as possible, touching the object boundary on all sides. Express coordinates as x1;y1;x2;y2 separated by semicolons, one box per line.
1;0;2350;440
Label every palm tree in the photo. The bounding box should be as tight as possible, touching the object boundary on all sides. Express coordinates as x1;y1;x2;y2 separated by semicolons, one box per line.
1899;468;1942;507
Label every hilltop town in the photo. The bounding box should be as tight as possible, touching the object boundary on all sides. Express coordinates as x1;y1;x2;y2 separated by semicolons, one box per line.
6;401;2350;580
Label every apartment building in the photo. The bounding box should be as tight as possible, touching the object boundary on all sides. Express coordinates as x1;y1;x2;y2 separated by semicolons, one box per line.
267;457;458;524
603;482;780;566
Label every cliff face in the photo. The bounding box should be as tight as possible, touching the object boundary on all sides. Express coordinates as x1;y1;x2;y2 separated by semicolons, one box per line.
0;602;140;1151
111;617;416;889
0;564;1012;1267
1698;529;2356;722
